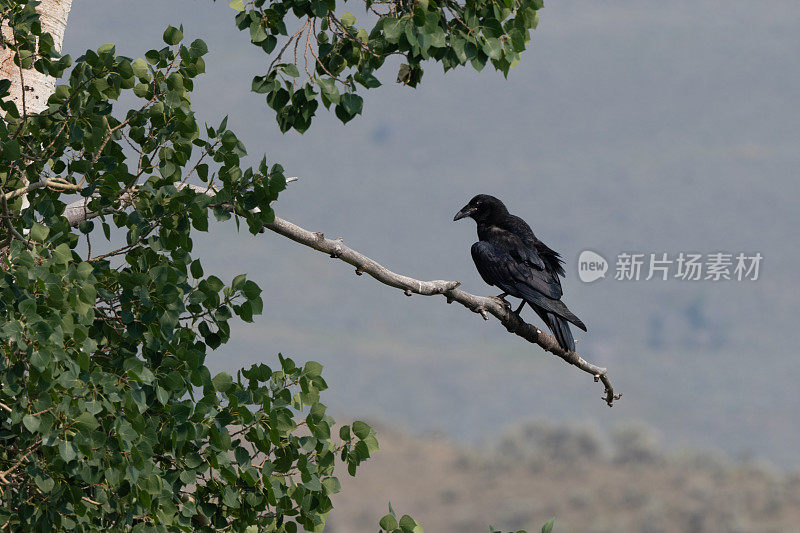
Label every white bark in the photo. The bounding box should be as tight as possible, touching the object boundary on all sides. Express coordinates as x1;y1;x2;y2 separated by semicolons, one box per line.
1;0;73;116
1;0;72;213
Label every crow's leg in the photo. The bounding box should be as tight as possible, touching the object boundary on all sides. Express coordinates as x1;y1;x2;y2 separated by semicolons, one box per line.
494;292;512;309
514;300;526;315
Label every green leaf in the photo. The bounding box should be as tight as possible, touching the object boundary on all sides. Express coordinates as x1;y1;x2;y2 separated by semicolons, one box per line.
322;476;341;495
30;222;50;242
355;72;381;89
229;0;245;10
383;18;403;42
144;49;161;65
250;21;268;43
34;475;55;493
399;515;423;533
2;139;21;160
20;296;39;316
364;434;379;453
131;58;149;79
234;446;250;465
282;64;300;78
304;360;323;378
205;275;224;293
232;273;247;290
541;518;555;533
156;386;170;405
341;93;363;116
352;420;370;440
76;412;100;432
379;514;398;530
163;25;183;46
340;12;357;27
190;259;203;278
483;38;502;60
22;414;40;433
52;243;72;264
222;486;239;507
242;280;261;299
212;371;234;392
59;441;77;462
79;220;94;235
317;77;340;104
190;39;209;57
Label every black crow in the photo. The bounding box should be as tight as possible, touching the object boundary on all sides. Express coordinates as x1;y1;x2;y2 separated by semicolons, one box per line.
454;194;586;352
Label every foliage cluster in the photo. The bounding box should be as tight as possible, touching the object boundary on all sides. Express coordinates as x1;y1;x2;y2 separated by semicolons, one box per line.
0;0;543;529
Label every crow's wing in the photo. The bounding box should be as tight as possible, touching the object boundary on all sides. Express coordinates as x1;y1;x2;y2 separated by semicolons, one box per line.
471;240;562;300
479;225;546;272
471;241;586;331
502;214;566;277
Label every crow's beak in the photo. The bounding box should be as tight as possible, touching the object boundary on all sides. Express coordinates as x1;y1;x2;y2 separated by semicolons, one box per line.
453;206;475;221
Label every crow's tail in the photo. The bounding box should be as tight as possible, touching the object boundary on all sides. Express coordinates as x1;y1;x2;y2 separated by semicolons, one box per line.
535;308;576;353
515;284;587;331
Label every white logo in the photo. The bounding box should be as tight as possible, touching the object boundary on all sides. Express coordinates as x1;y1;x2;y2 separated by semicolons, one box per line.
578;250;608;283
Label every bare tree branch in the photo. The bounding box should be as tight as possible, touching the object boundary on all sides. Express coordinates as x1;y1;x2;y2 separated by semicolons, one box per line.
263;216;621;407
3;177;82;201
58;184;620;407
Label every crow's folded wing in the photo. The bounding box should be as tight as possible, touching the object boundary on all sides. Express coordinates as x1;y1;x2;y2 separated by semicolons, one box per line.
480;225;546;271
471;241;563;300
501;214;566;278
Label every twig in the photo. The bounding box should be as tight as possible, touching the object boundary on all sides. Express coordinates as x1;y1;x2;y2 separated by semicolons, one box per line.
0;442;41;484
13;34;27;119
12;33;30;212
0;191;33;250
267;22;309;75
3;177;82;201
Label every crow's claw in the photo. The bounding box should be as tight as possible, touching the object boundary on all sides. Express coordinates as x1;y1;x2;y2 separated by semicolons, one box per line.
494;294;511;309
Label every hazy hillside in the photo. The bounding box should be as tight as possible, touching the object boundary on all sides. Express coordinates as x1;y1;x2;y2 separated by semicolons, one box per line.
64;1;800;467
328;422;800;533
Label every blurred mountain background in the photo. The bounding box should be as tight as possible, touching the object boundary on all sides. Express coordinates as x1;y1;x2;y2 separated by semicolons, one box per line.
327;423;800;532
64;0;799;529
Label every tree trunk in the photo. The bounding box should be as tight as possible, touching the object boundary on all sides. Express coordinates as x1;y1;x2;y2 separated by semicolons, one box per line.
1;0;72;115
1;0;72;210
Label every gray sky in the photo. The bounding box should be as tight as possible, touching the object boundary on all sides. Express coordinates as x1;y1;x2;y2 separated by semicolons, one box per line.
64;1;800;467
